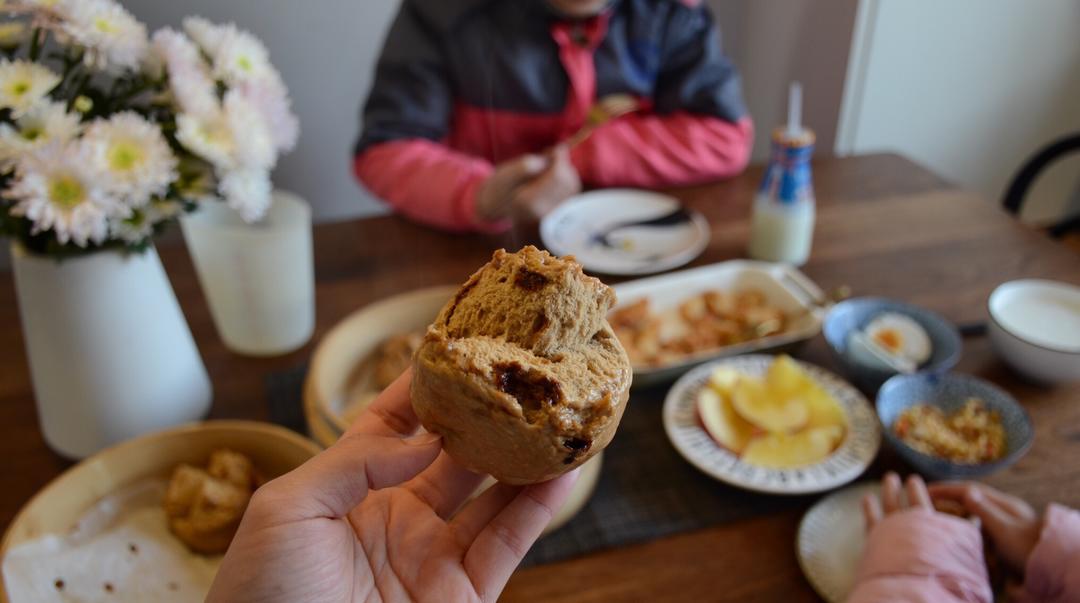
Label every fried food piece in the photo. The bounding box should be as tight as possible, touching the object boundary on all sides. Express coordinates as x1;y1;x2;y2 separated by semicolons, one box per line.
164;448;258;555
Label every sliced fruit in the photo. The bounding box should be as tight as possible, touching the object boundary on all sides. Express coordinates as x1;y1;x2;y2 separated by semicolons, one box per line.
708;367;742;396
731;377;809;433
741;425;845;469
765;355;809;395
766;355;848;430
802;386;848;430
697;387;755;454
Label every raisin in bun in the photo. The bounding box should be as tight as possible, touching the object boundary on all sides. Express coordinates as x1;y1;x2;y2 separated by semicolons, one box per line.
411;246;632;485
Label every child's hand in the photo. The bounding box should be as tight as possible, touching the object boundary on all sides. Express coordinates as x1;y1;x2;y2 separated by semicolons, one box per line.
862;472;933;530
475;153;550;221
929;482;1042;574
508;144;581;223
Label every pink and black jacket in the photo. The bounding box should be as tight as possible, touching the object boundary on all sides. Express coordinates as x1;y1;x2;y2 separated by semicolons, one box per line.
353;0;754;232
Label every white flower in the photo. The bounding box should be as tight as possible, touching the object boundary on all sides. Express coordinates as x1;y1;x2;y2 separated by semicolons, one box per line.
219;167;271;222
176;90;275;172
183;17;275;87
224;89;275;170
181;16;225;56
150;28;217;117
0;60;59;117
82;111;177;206
55;0;149;71
7;142;126;246
176;110;234;169
0;22;27;48
0;100;81;167
235;77;298;153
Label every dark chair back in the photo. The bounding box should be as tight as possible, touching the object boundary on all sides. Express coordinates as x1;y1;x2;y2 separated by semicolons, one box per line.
1002;133;1080;239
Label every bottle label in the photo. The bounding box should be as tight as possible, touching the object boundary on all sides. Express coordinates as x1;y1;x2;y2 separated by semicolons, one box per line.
759;142;814;205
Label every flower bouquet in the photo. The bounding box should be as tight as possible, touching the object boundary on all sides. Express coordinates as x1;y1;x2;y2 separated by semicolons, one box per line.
0;0;299;458
0;0;298;254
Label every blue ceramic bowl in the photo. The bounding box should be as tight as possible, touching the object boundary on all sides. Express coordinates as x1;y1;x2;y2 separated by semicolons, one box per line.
876;373;1033;479
823;298;962;394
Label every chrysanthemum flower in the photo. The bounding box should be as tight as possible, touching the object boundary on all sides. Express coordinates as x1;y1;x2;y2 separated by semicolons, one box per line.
83;111;178;205
8;143;126;246
150;28;217;117
0;60;60;117
55;0;148;71
219;167;271;222
0;100;81;167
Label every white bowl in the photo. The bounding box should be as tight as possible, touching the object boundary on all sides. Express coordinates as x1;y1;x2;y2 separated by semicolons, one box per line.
988;279;1080;384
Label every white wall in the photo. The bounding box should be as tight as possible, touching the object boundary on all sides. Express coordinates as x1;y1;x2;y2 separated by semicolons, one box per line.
123;0;399;223
838;0;1080;223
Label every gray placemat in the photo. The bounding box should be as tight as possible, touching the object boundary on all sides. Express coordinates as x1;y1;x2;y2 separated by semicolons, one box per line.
263;366;811;567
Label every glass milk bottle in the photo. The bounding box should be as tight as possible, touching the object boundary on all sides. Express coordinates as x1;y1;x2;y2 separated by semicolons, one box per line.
749;82;817;265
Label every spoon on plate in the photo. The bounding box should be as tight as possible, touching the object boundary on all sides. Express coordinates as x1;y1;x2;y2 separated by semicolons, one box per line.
589;206;695;249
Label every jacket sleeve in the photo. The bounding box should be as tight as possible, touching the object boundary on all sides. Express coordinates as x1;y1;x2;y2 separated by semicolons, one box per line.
846;509;993;603
1017;504;1080;603
352;1;504;232
571;4;753;188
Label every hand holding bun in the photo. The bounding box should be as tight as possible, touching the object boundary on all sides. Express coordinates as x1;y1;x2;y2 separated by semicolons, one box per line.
411;246;632;485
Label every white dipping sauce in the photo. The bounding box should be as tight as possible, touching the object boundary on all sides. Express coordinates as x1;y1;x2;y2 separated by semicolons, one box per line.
991;280;1080;351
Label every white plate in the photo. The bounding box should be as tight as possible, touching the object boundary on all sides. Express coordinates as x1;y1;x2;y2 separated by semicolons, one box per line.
662;355;880;495
797;482;878;603
613;260;827;388
541;189;710;275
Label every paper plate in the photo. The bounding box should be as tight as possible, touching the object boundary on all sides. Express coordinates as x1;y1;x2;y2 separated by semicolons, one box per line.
796;482;878;603
662;355;880;495
541;189;710;275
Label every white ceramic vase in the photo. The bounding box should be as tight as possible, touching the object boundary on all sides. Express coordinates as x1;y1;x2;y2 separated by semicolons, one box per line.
10;243;212;459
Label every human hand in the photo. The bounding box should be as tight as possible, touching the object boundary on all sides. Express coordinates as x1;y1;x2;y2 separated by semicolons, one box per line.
206;370;580;603
928;481;1041;574
862;472;934;531
475;153;549;222
507;144;582;224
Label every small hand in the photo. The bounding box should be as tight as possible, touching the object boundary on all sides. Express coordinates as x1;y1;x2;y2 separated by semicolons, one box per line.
928;481;1042;574
475;153;550;222
508;144;582;224
207;370;580;603
862;472;934;531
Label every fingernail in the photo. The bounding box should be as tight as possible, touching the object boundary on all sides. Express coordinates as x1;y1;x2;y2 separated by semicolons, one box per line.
967;489;981;503
404;432;442;447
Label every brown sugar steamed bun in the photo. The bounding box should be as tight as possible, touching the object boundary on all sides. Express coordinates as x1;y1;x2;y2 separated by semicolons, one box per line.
411;246;632;485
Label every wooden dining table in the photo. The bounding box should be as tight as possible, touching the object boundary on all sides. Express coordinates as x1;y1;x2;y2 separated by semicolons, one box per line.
1;152;1078;601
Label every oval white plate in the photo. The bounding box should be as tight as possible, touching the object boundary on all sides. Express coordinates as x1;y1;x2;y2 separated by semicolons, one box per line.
541;189;710;275
797;482;878;603
662;355;881;495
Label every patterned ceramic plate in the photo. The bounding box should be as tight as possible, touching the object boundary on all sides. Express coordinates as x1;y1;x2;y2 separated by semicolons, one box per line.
796;482;878;602
662;355;881;495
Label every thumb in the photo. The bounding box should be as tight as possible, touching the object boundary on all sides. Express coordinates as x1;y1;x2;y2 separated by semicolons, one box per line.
260;432;443;520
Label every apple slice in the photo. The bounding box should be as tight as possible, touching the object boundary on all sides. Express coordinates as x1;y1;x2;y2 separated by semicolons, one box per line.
697;387;755;454
708;367;742;395
741;425;845;469
731;377;809;433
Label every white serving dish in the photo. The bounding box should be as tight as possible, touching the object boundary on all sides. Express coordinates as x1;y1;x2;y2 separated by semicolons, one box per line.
988;279;1080;384
612;260;828;388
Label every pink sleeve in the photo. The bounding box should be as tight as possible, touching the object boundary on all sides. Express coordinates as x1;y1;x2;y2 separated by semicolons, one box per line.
353;139;509;233
1017;504;1080;603
847;509;993;603
570;114;752;189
